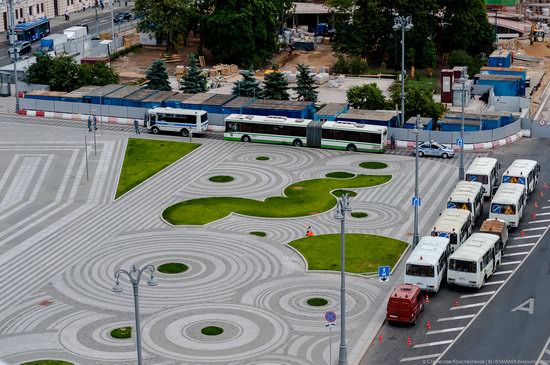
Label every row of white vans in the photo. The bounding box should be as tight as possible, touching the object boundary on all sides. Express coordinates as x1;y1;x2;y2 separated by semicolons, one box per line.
404;157;540;292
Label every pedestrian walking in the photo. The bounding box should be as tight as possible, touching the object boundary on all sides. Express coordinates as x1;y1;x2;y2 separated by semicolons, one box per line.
390;134;396;150
93;115;98;130
64;9;69;21
133;119;140;134
306;226;314;237
87;115;92;132
82;4;86;12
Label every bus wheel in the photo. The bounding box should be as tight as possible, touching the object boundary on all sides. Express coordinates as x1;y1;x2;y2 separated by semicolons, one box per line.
293;139;303;147
151;126;160;134
347;144;357;152
180;128;189;137
241;135;251;143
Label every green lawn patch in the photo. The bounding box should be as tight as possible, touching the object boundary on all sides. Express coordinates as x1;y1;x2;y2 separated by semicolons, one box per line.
250;231;267;237
209;175;234;183
110;326;132;339
256;156;270;161
158;262;188;274
406;73;440;94
332;189;358;198
351;212;368;218
21;361;74;365
325;172;355;179
359;162;388;169
201;326;223;336
289;233;407;273
163;174;391;225
116;138;200;198
307;297;328;306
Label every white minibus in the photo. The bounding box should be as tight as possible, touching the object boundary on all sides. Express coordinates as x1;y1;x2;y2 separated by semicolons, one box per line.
489;183;526;228
404;236;451;293
147;107;209;137
431;209;472;252
465;157;500;198
502;159;540;197
446;181;484;224
447;233;504;289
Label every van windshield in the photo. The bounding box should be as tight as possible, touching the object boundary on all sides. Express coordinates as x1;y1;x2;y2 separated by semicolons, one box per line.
406;264;434;277
503;175;526;185
466;174;488;184
449;259;477;273
491;203;516;215
448;201;472;212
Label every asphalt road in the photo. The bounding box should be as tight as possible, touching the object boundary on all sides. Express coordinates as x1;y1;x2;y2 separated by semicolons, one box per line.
359;137;550;365
0;5;133;67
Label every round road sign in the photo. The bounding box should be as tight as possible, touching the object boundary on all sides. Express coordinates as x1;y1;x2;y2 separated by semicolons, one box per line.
325;311;336;323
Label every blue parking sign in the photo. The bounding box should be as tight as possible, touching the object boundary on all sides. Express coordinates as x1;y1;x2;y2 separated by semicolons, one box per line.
378;266;390;282
456;138;464;147
412;197;421;206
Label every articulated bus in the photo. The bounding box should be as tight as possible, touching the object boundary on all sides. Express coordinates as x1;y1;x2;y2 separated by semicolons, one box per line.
465;157;500;198
224;114;388;153
502;159;540;197
447;233;504;289
147;107;208;137
489;183;526;228
14;17;50;42
431;209;472;252
404;236;451;293
446;181;484;224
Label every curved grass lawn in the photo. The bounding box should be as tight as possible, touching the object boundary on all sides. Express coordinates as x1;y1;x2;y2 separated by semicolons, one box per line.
157;262;188;274
289;234;407;273
163;174;391;225
360;161;388;169
110;326;132;339
116;138;200;198
209;175;234;183
22;361;74;365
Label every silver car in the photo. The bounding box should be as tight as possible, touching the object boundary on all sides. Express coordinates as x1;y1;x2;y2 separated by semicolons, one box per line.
415;141;455;159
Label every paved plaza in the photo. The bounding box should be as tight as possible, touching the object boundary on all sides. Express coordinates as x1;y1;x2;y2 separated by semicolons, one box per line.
0;119;481;365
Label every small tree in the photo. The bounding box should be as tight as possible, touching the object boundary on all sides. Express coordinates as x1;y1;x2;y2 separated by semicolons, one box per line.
48;56;81;92
79;63;120;86
145;60;171;91
448;50;483;78
180;53;207;94
346;83;387;110
262;68;289;100
232;69;262;97
26;54;54;85
390;84;445;122
294;64;318;102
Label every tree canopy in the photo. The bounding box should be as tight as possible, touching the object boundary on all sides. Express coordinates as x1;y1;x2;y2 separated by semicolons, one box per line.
346;83;386;110
180;53;207;93
145;60;171;91
232;69;262;97
294;64;318;102
263;69;290;100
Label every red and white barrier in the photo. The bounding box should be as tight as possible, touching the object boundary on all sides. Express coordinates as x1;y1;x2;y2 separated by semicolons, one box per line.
394;130;523;151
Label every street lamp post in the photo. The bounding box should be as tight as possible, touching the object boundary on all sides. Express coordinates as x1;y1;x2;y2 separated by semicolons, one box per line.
7;0;19;112
112;264;158;365
458;69;469;181
393;15;413;127
412;114;421;248
334;194;352;365
110;0;115;42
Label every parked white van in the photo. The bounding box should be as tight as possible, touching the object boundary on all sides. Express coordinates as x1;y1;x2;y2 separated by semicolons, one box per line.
465;157;500;198
489;183;526;228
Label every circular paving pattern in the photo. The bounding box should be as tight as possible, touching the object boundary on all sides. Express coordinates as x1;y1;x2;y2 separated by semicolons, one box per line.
52;231;286;313
232;148;337;171
141;303;290;362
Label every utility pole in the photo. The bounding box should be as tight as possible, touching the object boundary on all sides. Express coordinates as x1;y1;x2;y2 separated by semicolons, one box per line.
393;15;413;127
110;0;115;42
458;69;468;181
412;114;420;248
7;0;20;112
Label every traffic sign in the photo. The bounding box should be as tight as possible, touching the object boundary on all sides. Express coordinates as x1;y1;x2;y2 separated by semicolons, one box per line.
518;176;526;185
412;197;421;206
378;266;390;282
325;311;336;323
447;202;457;209
503;176;511;183
456;138;464;147
492;204;502;214
469;175;478;182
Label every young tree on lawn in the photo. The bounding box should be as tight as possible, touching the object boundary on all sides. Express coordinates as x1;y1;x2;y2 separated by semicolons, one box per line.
346;83;386;110
232;69;262;97
145;60;171;91
294;64;318;102
262;68;290;100
180;53;207;94
79;63;120;86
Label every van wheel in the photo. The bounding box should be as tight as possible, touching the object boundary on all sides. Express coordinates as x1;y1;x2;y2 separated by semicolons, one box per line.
151;126;160;134
442;153;449;159
241;135;251;143
180;128;189;137
347;144;357;152
293;139;303;147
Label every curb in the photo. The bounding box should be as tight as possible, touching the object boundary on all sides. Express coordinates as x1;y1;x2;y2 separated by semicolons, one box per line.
394;130;523;151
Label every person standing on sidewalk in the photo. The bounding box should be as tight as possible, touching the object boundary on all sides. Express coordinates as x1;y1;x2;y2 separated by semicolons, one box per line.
390;134;396;150
133;119;140;134
93;115;98;130
64;9;70;21
87;115;92;132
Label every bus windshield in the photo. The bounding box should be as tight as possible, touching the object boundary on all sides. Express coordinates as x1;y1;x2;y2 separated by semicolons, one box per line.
503;175;526;185
448;201;472;212
449;259;477;273
491;203;516;215
466;174;488;184
406;264;434;277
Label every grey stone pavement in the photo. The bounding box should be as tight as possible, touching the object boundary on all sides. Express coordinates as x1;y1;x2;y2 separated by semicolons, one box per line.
0;118;481;365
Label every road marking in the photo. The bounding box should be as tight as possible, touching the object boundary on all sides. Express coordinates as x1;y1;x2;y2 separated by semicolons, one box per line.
521;226;546;231
533;212;550;216
507;243;535;248
528;219;550;224
493;270;513;275
438;314;476;322
450;302;485;310
427;327;465;335
536;336;550;365
400;354;441;363
413;340;453;349
485;280;505;286
461;291;495;298
541;205;550;209
511;234;541;240
502;251;529;257
511;298;535;315
500;260;521;265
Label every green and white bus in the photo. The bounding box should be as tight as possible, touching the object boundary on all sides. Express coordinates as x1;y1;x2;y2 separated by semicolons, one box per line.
224;114;387;153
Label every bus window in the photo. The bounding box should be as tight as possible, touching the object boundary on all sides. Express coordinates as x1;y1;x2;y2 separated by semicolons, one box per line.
491;203;516;215
201;113;208;123
449;259;477;273
226;122;239;132
449;233;457;246
406;264;434;277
